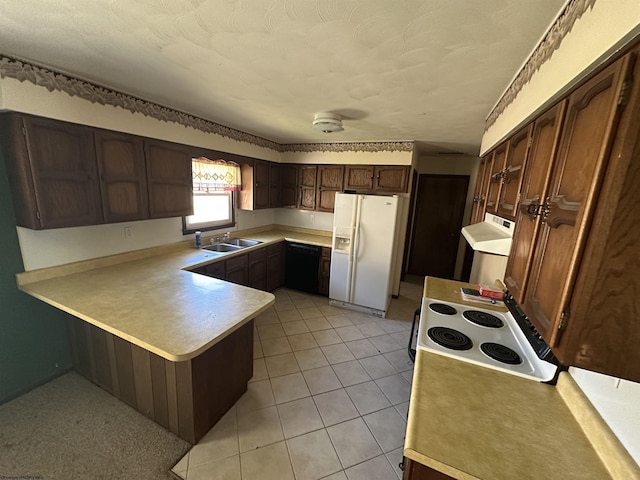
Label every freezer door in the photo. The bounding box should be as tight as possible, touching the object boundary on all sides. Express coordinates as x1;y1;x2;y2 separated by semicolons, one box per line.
351;195;399;310
330;194;357;302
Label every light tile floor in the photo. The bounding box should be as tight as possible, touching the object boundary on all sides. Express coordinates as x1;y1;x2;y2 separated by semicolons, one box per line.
172;279;423;480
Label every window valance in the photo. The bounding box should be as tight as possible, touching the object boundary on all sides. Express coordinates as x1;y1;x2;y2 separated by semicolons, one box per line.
192;157;241;192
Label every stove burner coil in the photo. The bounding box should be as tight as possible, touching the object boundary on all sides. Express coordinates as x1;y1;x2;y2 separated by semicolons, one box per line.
463;310;504;328
428;303;457;315
427;327;473;351
480;343;522;365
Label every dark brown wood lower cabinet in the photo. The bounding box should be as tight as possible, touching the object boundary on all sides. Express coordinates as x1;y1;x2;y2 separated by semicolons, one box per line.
402;457;455;480
318;247;331;296
68;316;254;444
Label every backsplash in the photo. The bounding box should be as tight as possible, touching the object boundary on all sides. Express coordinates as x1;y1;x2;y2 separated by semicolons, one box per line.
16;207;331;271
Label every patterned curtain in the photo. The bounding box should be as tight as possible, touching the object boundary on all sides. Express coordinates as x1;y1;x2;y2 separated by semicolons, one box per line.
192;157;241;192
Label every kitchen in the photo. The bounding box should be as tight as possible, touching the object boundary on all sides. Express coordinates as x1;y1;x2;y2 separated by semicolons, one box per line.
1;1;640;479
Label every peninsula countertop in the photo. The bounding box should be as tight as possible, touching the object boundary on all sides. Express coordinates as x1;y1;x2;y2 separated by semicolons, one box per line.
403;276;639;480
16;226;332;362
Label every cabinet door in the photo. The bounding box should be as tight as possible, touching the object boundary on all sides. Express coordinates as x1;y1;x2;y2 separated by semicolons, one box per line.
374;165;409;192
144;139;193;218
94;130;149;223
225;253;249;286
316;165;344;212
19;115;103;229
318;247;331;296
281;164;298;208
254;160;270;209
266;242;285;291
269;163;281;208
523;58;631;346
344;165;374;191
203;261;226;279
470;156;491;224
249;248;267;290
484;143;508;214
497;125;533;219
298;165;317;210
504;102;566;304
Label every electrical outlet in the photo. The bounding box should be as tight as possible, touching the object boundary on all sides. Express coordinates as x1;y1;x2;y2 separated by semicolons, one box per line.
124;226;132;239
310;214;315;222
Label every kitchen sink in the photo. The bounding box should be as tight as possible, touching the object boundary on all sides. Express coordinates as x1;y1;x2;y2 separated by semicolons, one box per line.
201;238;262;254
203;244;243;253
223;238;262;247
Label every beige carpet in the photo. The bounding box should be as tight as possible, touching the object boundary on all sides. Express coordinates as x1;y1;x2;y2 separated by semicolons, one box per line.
0;372;190;479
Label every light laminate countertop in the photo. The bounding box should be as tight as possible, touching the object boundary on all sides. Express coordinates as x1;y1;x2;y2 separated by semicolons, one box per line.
403;276;639;480
16;227;332;362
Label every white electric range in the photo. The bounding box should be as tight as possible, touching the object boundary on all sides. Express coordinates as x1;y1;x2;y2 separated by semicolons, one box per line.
417;295;559;382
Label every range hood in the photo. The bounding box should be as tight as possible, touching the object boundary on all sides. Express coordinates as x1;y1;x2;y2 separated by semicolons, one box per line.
461;213;514;256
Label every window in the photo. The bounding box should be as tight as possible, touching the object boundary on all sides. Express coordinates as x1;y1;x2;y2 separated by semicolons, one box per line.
182;157;241;234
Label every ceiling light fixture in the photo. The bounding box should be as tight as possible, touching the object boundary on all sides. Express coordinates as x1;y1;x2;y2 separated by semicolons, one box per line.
312;112;344;133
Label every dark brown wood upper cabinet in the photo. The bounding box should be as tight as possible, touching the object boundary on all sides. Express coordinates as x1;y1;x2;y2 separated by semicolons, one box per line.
470;155;493;224
344;165;409;193
1;113;104;229
298;165;317;210
344;165;374;191
253;160;270;209
484;143;508;214
504;101;566;304
94;130;149;223
373;165;409;192
281;164;298;208
269;163;282;208
239;160;270;210
144;139;194;219
316;165;344;212
497;125;533;220
522;57;632;350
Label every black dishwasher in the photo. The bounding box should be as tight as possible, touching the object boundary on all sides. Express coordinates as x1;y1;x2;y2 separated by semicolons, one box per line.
285;242;321;294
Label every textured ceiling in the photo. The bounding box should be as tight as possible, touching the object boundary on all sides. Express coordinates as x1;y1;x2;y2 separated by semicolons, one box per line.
0;0;566;155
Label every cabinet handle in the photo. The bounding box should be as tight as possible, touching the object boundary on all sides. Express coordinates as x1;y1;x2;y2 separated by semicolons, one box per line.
543;195;580;228
520;195;541;221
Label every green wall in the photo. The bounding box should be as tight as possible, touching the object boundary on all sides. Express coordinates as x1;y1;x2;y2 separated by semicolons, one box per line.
0;150;73;404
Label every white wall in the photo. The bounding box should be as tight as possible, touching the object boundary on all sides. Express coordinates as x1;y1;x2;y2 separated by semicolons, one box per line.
17;206;277;271
281;149;412;166
275;209;334;232
0;77;280;161
478;1;640;463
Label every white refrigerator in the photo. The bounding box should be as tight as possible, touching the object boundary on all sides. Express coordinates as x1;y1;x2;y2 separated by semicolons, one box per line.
329;193;400;318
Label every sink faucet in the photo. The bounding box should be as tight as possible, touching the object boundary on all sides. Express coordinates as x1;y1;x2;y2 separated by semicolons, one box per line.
211;232;231;245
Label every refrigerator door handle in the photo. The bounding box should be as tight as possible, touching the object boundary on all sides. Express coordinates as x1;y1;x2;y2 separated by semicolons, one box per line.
349;195;364;303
